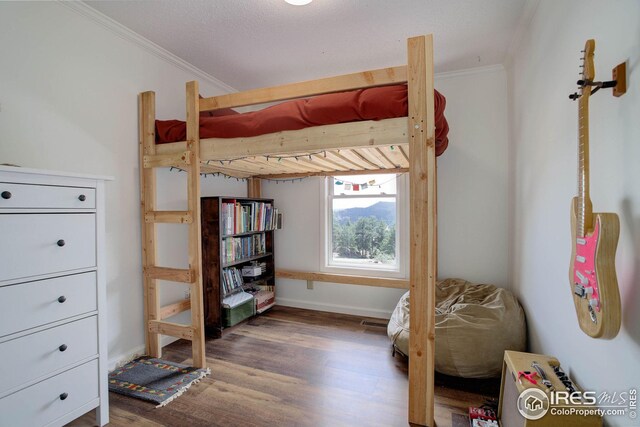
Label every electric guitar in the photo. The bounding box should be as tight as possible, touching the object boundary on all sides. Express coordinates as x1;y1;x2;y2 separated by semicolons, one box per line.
569;39;621;339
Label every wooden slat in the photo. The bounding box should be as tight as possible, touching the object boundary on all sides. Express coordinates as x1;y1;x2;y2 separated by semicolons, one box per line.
143;151;191;169
139;91;161;358
206;155;321;176
239;155;328;174
160;299;191;320
374;147;399;168
145;211;193;224
379;145;409;168
200;66;407;110
255;168;408;180
201;160;267;177
247;178;261;198
237;156;313;174
323;150;366;170
154;118;408;161
353;148;386;169
335;149;378;170
296;155;350;172
399;145;410;163
310;153;353;171
186;81;207;369
148;320;194;340
276;270;409;289
144;266;194;283
361;147;397;169
407;34;436;427
278;157;327;172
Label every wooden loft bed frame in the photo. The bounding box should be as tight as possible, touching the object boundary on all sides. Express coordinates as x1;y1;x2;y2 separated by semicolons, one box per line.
138;34;437;426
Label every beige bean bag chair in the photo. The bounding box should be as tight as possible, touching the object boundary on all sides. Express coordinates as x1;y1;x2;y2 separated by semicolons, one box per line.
387;278;526;378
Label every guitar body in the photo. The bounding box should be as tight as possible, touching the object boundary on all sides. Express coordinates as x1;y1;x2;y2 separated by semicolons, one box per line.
569;197;621;338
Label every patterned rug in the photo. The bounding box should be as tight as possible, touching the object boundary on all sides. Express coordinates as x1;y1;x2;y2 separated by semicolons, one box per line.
109;356;210;407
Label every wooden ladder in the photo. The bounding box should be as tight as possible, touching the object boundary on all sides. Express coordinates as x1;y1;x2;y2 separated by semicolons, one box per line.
138;82;206;368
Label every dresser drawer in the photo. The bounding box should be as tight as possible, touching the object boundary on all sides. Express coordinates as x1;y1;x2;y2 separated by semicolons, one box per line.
0;316;98;397
0;214;96;282
0;272;97;337
0;359;99;427
0;182;95;210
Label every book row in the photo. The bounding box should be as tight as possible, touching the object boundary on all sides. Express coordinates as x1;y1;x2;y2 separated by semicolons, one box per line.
221;233;267;265
221;200;279;236
221;267;244;295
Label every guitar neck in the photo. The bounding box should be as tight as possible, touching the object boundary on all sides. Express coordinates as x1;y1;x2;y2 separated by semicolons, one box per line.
577;95;593;237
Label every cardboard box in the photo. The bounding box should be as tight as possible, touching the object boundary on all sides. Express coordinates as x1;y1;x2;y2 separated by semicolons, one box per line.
242;265;262;277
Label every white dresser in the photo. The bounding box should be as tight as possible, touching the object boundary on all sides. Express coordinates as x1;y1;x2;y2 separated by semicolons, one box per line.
0;166;111;427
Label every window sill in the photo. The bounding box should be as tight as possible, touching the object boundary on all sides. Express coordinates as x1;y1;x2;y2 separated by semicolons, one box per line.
320;263;406;279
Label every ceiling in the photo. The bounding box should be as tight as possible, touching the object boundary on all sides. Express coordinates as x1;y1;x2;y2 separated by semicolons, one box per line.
87;0;528;91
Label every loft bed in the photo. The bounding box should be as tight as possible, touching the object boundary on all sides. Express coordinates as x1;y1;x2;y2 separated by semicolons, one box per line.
153;83;449;178
139;35;439;426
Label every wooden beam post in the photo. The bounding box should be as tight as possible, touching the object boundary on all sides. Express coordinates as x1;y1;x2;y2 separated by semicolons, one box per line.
139;91;161;358
275;269;409;289
407;35;436;427
247;177;262;198
199;66;407;111
186;81;207;368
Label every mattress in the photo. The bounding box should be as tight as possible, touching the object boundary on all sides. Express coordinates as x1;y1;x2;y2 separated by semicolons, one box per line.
155;84;449;156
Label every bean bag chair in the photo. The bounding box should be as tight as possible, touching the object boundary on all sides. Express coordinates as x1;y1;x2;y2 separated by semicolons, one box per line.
387;278;526;378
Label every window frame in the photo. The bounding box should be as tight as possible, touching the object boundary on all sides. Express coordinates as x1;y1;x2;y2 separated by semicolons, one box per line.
320;173;408;279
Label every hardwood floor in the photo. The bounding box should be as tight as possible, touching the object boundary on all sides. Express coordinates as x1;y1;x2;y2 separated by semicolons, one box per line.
70;306;499;427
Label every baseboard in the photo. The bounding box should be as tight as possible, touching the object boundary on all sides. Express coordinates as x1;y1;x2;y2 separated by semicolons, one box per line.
107;336;179;371
276;297;392;319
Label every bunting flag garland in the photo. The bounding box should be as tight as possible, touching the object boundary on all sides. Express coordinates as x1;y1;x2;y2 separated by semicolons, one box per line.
361;183;368;190
353;184;360;191
344;183;352;191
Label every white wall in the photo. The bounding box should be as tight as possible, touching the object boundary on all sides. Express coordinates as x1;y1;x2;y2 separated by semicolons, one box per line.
264;66;510;318
0;2;245;368
507;1;640;425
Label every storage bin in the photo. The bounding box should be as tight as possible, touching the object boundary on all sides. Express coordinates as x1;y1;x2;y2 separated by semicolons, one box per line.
222;297;255;327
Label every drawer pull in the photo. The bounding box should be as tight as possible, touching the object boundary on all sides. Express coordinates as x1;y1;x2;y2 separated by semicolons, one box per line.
59;392;69;401
57;296;67;303
1;191;11;199
57;239;66;247
78;194;86;202
59;344;68;352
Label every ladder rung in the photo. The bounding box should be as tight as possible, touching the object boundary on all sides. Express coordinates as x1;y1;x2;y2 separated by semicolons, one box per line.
148;320;194;340
144;266;194;283
160;300;191;320
145;210;193;224
143;151;191;169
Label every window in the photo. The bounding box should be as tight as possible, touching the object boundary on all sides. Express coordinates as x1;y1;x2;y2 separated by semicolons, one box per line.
321;173;407;277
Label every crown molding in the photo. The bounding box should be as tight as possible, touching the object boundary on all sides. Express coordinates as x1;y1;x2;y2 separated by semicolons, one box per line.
435;64;504;81
60;1;506;89
59;1;237;94
504;0;541;69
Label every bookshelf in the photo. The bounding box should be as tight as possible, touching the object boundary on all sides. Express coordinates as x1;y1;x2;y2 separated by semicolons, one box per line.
201;196;278;337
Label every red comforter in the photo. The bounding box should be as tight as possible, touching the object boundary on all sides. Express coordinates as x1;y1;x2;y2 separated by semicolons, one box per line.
155;84;449;156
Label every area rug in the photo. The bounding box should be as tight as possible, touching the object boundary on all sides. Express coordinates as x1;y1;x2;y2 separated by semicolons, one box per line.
108;356;210;407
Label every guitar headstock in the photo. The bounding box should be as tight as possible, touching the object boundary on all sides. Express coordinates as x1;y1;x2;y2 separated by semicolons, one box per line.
570;39;596;101
582;39;595;81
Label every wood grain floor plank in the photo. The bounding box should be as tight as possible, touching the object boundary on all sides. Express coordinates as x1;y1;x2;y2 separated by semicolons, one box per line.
69;306;498;427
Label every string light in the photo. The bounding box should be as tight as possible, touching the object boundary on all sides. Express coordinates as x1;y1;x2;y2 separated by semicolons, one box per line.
168;152;406;187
